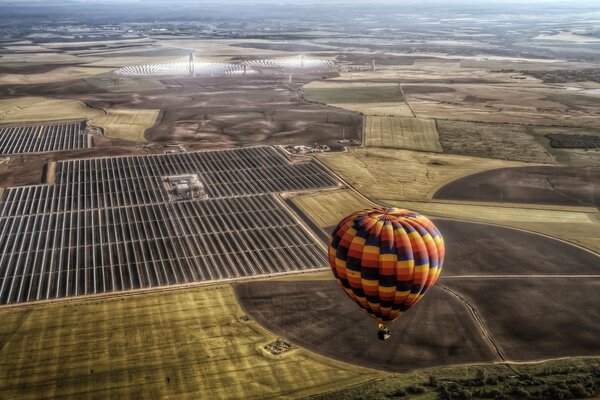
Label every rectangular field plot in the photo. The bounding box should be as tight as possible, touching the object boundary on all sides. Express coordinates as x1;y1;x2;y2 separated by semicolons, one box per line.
0;120;90;155
0;146;337;304
361;103;415;117
365;116;442;152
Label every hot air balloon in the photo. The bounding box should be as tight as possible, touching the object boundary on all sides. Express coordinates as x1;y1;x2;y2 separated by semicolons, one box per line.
328;208;444;340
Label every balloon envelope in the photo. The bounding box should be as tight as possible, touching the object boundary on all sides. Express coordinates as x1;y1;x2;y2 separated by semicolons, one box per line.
328;208;444;325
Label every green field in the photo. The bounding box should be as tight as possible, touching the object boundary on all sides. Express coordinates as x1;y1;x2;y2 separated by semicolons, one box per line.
303;86;405;104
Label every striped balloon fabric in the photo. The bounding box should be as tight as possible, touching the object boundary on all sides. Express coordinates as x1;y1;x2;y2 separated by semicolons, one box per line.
328;208;445;326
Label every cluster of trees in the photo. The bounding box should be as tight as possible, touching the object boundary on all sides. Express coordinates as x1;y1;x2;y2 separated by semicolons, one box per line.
374;364;600;400
432;365;600;400
313;362;600;400
524;68;600;83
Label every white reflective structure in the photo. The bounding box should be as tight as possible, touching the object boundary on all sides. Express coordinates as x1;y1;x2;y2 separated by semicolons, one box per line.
244;55;335;71
115;54;336;77
116;62;254;77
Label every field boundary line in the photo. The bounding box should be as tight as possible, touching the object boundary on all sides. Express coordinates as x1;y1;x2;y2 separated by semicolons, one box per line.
441;284;506;362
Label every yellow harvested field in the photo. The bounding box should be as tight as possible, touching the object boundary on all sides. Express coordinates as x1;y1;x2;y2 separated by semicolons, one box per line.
0;285;379;400
0;96;97;122
316;147;527;202
303;81;405;106
382;200;600;254
329;102;415;117
0;97;158;142
92;109;160;142
365;116;442;152
292;189;376;228
361;103;415;117
0;66;111;85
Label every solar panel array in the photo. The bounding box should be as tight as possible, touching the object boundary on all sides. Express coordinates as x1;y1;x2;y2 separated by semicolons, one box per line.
0;121;90;155
0;146;337;304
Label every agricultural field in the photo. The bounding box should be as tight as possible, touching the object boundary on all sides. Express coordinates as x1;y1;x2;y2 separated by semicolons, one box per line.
383;200;600;254
0;97;159;142
365;116;442;152
437;120;556;163
92;108;160;141
315;147;527;202
290;189;375;228
0;97;99;123
443;278;600;360
527;126;600;167
328;62;600;128
85;75;166;93
303;82;405;104
434;166;600;208
359;103;415;117
237;218;600;371
0;66;113;85
408;82;600;128
0;284;379;400
321;102;415;117
236;281;498;372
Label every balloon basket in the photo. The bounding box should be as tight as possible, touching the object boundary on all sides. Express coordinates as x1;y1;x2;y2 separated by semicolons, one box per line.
378;326;391;341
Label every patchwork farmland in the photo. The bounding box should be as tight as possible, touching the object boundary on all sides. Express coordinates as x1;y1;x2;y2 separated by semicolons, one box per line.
0;146;338;304
0;120;90;155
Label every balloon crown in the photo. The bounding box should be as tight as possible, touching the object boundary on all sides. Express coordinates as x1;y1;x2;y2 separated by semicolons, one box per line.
366;208;419;222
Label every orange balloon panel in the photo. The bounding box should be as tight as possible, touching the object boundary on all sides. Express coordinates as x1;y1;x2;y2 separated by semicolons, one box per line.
328;208;444;324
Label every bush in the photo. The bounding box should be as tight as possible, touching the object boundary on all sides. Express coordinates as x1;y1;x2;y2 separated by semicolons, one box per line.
532;377;547;386
510;387;531;398
453;389;472;400
429;375;439;387
388;388;407;398
476;369;488;381
406;385;427;394
437;387;471;400
475;388;502;398
542;386;574;400
485;376;499;385
569;384;590;398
